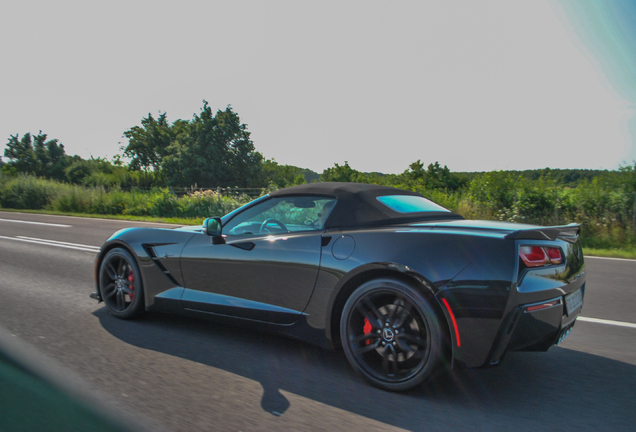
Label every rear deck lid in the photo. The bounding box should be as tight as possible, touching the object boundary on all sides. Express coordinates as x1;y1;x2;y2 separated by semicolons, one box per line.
408;220;581;242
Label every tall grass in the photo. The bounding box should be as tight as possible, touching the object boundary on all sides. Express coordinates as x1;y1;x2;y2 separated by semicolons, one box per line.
1;174;634;250
396;173;636;251
0;175;252;219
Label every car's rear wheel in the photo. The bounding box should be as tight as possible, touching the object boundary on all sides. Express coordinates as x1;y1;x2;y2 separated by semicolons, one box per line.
99;248;144;319
340;278;443;391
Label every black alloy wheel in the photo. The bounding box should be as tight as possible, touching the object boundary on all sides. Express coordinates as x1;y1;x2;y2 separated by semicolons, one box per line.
99;248;144;319
340;279;444;391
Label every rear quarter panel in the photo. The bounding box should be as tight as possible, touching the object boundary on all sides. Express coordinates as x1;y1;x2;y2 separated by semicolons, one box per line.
316;227;517;366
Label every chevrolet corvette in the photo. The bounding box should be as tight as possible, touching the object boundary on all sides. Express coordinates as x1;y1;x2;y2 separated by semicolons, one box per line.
91;182;585;391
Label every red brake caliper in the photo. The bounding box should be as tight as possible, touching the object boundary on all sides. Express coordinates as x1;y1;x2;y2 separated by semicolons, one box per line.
127;269;135;300
363;317;372;345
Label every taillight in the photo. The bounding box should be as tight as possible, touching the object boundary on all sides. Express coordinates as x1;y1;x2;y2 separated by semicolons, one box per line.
519;246;563;267
546;247;563;264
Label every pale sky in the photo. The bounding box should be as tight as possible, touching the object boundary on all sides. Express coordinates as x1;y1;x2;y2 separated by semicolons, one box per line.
1;0;635;174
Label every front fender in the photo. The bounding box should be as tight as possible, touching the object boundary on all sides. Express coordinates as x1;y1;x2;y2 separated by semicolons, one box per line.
94;227;197;309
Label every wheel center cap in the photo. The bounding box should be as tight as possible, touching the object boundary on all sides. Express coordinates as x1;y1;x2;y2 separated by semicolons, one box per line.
382;328;395;342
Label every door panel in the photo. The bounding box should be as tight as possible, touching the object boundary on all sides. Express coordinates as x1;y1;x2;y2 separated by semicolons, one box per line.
179;231;322;324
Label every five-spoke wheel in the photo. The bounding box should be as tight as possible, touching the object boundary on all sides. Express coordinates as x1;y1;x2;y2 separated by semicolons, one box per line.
340;279;444;391
99;248;144;319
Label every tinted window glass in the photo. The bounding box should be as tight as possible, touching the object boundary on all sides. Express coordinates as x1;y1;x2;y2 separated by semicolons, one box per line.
376;195;450;213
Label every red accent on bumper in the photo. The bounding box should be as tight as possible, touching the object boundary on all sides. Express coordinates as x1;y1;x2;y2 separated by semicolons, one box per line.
442;298;461;347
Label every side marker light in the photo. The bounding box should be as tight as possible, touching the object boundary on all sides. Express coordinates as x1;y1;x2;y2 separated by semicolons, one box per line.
524;299;560;312
441;298;461;347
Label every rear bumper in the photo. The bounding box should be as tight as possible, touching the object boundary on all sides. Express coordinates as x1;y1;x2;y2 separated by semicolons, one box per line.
489;282;584;363
507;296;580;352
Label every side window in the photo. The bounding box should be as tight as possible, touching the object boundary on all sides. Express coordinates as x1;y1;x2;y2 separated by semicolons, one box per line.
223;197;336;236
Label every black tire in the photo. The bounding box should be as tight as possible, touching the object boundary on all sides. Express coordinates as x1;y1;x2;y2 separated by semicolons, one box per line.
340;278;444;391
99;248;145;320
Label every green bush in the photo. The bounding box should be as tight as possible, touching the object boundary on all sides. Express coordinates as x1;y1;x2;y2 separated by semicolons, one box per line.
0;175;59;209
1;174;634;251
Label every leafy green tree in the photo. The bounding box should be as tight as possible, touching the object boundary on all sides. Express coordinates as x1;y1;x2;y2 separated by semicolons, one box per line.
320;161;360;182
468;170;523;210
617;162;636;192
62;156;143;187
41;136;67;180
4;133;38;174
4;132;68;180
122;113;184;176
162;102;264;187
263;159;307;188
402;160;464;190
64;160;92;184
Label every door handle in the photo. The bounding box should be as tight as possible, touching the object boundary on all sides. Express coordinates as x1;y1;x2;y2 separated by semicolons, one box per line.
230;242;255;251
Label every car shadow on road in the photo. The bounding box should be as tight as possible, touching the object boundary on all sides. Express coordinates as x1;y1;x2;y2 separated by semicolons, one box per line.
94;308;636;431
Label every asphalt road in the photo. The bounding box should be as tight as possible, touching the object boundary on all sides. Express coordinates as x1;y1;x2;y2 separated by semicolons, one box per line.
1;211;635;431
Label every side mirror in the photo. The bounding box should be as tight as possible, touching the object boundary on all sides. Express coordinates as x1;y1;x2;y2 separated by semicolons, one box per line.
203;217;225;244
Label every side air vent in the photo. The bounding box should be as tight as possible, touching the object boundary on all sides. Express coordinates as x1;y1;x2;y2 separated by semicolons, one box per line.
143;245;181;286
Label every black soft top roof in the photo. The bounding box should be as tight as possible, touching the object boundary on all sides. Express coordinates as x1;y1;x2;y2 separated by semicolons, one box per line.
270;182;464;229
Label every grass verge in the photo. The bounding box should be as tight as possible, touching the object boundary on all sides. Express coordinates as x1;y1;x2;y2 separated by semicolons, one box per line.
0;208;202;226
582;248;636;260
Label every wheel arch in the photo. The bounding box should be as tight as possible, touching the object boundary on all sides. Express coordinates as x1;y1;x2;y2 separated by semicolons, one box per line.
327;264;453;360
94;240;144;300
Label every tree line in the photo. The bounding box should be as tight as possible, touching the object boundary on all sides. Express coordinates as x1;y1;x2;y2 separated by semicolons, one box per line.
3;100;630;192
1;102;309;189
2;101;635;251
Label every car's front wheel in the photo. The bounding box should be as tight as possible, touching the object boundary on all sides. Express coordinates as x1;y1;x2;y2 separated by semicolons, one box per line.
340;278;444;391
99;248;145;319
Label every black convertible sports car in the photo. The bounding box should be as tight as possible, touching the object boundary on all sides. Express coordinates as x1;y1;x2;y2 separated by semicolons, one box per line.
92;182;585;391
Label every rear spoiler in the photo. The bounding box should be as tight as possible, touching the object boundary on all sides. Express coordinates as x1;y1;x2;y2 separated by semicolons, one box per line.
504;223;581;242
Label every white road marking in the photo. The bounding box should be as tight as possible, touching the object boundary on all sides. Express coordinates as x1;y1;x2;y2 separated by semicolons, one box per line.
0;211;180;226
578;316;636;329
0;235;100;252
0;218;72;227
585;256;636;262
17;236;100;250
